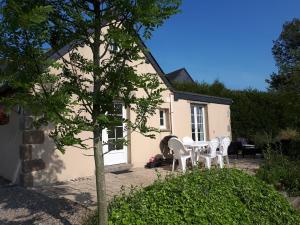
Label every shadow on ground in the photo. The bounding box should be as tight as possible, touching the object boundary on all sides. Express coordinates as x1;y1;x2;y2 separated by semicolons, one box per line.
0;185;90;225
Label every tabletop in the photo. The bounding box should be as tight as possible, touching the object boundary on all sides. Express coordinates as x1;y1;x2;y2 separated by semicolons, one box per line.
184;141;208;148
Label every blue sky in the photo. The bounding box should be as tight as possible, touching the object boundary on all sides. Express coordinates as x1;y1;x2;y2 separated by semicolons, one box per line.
145;0;300;90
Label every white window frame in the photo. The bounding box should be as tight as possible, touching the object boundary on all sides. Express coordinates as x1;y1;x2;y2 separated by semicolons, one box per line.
159;109;167;129
191;104;206;142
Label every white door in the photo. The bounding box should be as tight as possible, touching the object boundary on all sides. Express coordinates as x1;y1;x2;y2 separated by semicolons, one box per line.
102;103;128;165
191;104;206;142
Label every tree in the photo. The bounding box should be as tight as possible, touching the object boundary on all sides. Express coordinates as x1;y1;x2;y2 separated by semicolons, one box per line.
266;18;300;132
267;18;300;92
0;0;181;224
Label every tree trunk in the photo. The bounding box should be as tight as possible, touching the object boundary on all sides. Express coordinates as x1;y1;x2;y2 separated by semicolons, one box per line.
93;130;108;225
92;1;108;224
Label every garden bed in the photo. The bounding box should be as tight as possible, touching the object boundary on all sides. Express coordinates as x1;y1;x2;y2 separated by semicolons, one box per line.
86;168;300;225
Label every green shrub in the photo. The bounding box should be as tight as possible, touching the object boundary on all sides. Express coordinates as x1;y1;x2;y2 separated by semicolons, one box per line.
86;169;300;225
256;148;300;196
276;128;299;141
281;140;300;159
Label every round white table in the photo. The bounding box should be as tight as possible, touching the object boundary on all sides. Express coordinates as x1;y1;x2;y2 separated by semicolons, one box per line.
184;141;208;165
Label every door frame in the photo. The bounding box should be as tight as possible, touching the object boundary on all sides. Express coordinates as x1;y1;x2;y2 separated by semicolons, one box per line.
102;102;128;165
190;104;207;142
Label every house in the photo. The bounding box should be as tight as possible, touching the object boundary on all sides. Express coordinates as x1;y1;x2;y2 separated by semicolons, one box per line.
166;67;194;84
0;37;232;187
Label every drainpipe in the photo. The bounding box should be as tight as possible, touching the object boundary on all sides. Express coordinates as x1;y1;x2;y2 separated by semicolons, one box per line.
169;93;174;135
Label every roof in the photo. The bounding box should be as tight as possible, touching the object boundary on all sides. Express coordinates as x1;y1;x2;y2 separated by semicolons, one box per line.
2;31;232;105
173;91;233;105
166;68;194;84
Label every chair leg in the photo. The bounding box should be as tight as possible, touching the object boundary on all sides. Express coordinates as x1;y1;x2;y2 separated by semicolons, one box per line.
190;151;195;166
217;155;224;168
225;155;230;165
196;151;200;162
205;158;211;169
180;158;186;172
172;158;176;172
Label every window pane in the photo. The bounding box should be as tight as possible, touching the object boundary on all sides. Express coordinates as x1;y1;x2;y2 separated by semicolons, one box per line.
108;129;115;139
108;142;115;151
115;141;123;150
114;103;123;115
200;133;204;141
160;110;164;118
198;124;203;132
160;119;164;126
192;133;195;141
116;127;123;138
115;116;123;126
160;110;165;127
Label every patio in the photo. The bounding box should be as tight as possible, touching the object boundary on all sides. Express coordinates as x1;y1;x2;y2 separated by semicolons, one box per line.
32;157;262;210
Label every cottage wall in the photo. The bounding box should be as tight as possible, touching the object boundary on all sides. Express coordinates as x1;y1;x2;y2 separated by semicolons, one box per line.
0;110;22;183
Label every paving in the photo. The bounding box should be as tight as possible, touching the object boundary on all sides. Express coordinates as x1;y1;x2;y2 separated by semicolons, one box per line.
33;166;171;209
33;157;262;209
228;157;263;175
0;157;265;225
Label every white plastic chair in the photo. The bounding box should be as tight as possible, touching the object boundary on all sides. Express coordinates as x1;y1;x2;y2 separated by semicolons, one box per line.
182;136;196;165
217;137;231;168
168;137;192;172
182;136;194;145
198;138;220;169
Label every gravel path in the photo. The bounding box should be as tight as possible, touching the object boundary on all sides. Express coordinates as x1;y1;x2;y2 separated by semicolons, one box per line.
0;183;90;225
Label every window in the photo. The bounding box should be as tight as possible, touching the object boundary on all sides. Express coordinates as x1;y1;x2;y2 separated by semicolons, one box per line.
107;103;124;151
109;41;120;53
191;104;206;141
159;109;169;130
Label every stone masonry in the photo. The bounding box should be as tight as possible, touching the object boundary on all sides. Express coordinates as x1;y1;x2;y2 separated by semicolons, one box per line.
19;113;46;187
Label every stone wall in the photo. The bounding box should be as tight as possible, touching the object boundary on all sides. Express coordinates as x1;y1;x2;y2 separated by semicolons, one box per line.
19;113;46;187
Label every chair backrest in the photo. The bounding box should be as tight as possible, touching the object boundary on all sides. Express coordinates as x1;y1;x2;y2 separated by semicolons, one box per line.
208;138;219;158
220;137;231;156
237;137;247;145
182;136;194;145
168;138;189;159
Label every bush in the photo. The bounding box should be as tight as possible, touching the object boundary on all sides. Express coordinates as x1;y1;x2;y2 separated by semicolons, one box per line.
280;140;300;159
256;148;300;196
86;169;300;225
276;128;299;141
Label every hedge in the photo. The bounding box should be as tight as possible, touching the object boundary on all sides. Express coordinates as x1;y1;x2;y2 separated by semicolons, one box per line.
86;169;300;225
172;81;300;141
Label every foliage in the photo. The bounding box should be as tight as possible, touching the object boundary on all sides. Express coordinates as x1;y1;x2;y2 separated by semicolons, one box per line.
256;146;300;196
267;18;300;93
279;139;300;159
1;1;181;224
86;169;300;225
251;131;273;149
276;128;299;141
0;0;181;151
